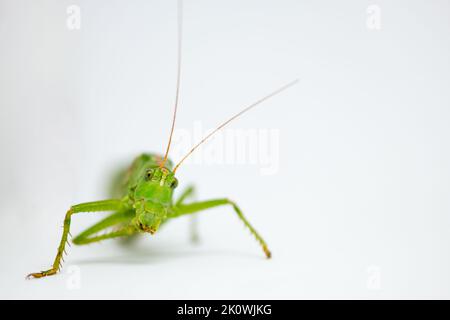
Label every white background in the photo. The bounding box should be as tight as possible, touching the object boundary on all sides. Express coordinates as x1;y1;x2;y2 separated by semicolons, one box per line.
1;0;449;299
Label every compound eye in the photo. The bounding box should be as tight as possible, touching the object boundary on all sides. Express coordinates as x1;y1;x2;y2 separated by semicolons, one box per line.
170;178;178;189
145;169;154;181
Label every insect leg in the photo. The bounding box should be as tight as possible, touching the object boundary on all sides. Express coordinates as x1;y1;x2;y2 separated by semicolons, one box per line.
27;199;125;279
175;185;200;243
175;185;196;206
171;199;271;258
72;224;136;245
72;209;135;245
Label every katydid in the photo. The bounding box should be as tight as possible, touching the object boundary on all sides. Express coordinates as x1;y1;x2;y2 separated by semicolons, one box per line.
27;0;297;279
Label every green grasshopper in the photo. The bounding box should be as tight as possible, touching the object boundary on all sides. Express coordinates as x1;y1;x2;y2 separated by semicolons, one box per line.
27;0;297;279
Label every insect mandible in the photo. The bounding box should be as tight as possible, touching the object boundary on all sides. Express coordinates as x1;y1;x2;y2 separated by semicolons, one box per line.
27;0;298;279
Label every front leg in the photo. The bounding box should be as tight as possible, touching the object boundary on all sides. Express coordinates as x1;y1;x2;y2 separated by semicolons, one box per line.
175;185;196;206
170;198;271;258
27;199;125;279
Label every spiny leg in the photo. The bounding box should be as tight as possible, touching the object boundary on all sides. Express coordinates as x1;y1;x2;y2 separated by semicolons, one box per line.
171;198;271;258
27;199;125;279
175;185;200;243
72;224;136;245
72;209;135;245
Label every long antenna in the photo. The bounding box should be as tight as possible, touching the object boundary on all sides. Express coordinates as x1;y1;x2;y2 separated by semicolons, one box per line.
173;79;299;173
161;0;183;168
